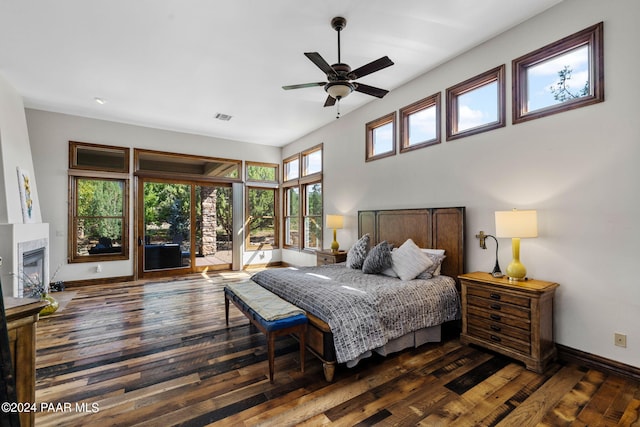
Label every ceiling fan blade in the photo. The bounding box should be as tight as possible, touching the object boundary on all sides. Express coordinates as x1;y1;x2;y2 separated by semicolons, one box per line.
323;95;336;107
349;56;394;79
354;83;389;98
305;52;338;77
282;82;326;90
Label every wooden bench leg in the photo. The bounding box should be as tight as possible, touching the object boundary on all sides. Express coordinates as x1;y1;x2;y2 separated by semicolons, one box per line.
268;332;275;384
299;325;306;373
224;294;230;326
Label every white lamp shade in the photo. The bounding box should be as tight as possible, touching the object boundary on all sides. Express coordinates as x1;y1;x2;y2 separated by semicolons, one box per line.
495;210;538;238
326;83;353;99
326;214;344;229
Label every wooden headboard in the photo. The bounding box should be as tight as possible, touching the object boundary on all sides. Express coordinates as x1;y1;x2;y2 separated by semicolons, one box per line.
358;207;465;284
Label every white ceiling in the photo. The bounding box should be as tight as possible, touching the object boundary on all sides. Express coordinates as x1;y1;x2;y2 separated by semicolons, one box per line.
0;0;562;147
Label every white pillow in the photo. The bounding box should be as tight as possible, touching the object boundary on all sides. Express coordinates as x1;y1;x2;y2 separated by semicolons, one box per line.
391;239;434;281
421;248;445;276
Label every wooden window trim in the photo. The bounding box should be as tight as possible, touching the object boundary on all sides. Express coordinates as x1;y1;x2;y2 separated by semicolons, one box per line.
283;153;301;182
446;65;506;141
283;186;300;249
245;186;278;251
400;92;441;153
134;148;242;182
512;22;604;124
69;141;130;173
301;179;322;252
366;112;397;162
302;143;323;177
246;161;279;184
68;175;129;263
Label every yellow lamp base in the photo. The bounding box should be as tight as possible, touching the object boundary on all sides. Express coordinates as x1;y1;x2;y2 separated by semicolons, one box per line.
506;237;527;282
331;228;340;253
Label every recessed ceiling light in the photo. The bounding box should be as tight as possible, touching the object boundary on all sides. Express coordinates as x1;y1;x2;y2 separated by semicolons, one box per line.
214;113;232;121
94;97;107;105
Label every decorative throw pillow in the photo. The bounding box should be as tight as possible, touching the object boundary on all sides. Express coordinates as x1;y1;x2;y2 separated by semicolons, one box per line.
346;233;370;269
362;241;392;274
391;239;434;281
416;253;447;279
421;249;446;276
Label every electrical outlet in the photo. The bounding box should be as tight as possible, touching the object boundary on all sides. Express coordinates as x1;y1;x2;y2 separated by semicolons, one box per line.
614;333;627;348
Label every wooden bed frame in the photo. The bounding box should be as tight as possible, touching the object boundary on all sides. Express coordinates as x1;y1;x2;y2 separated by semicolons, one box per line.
303;207;466;381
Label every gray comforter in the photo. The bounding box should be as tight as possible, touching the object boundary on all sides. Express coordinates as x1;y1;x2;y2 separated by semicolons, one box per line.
251;264;460;363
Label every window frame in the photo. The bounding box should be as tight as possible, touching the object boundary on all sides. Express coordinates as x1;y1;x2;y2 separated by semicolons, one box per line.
282;144;323;252
245;161;279;251
365;112;397;162
399;92;441;153
512;22;604;124
446;65;506;141
68;141;130;263
302;181;322;251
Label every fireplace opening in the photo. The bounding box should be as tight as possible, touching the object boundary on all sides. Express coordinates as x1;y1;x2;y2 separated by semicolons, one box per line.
22;247;45;298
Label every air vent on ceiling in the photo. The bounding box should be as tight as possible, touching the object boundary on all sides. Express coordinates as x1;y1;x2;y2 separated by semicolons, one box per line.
214;113;232;121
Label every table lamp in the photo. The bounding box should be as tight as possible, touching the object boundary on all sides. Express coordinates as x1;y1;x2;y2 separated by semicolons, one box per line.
326;214;344;253
495;209;538;281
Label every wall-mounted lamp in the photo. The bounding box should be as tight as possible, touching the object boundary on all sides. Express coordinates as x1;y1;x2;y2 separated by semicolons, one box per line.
476;231;503;278
495;209;538;282
326;214;344;253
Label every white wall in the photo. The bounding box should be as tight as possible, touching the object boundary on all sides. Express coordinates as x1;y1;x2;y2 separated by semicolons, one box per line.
26;109;282;282
283;0;640;368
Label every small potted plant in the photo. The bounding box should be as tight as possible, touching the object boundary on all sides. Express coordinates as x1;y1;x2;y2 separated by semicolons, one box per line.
21;272;59;316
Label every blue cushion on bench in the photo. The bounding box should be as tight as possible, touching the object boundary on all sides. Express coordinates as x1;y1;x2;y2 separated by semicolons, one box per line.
224;286;307;332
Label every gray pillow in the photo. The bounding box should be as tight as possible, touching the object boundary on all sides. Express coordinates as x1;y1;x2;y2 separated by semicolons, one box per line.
416;253;447;279
391;238;434;281
362;241;392;274
346;233;370;269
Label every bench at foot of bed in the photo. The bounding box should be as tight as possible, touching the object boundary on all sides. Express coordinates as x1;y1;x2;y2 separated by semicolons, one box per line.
224;281;307;383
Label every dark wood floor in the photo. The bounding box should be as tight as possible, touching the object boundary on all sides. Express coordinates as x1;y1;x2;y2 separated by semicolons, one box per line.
34;271;640;426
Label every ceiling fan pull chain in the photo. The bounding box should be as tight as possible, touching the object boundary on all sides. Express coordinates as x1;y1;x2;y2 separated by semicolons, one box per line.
336;98;341;119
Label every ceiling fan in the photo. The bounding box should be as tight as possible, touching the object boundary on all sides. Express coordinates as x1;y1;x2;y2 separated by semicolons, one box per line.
282;16;394;112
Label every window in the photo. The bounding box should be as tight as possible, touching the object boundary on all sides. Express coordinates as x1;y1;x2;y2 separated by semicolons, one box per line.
513;22;604;124
68;142;130;263
282;144;323;251
446;65;506;141
400;92;441;153
366;112;396;161
246;162;279;251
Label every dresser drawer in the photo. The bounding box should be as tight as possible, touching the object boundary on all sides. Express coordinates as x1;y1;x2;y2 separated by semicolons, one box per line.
468;325;531;355
467;295;531;320
316;251;347;266
466;286;530;308
467;314;530;342
467;306;530;331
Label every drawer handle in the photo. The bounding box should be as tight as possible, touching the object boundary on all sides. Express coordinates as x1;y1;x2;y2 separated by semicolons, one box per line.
490;303;501;310
490;314;501;321
490;335;502;342
490;293;501;300
490;325;501;332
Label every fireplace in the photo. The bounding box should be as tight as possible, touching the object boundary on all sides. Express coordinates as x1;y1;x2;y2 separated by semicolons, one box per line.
21;247;45;298
16;237;49;298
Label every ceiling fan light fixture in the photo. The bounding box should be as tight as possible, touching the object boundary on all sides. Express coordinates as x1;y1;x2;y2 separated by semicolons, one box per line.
326;82;353;99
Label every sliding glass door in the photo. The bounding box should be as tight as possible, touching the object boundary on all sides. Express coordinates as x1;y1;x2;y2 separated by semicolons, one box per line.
138;178;232;277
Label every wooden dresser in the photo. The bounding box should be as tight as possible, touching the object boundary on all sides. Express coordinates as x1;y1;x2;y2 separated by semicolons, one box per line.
459;272;559;373
316;250;347;266
4;297;48;427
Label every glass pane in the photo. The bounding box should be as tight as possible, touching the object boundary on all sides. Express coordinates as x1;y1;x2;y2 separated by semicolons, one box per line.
303;149;322;176
305;183;322;216
77;179;123;216
304;216;322;250
526;45;590;112
72;143;128;172
77;218;123;256
143;182;191;271
285;158;299;181
373;122;394;155
285;217;299;246
247;164;277;182
137;150;240;179
248;188;275;249
457;81;498;132
286;187;299;216
408;105;437;146
195;185;233;267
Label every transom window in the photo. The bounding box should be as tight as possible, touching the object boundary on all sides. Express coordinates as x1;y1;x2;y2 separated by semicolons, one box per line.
513;22;604;124
366;112;396;162
446;65;506;141
400;93;441;153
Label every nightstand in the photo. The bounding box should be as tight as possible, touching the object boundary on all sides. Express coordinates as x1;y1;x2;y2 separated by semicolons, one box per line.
458;272;559;373
316;249;347;266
